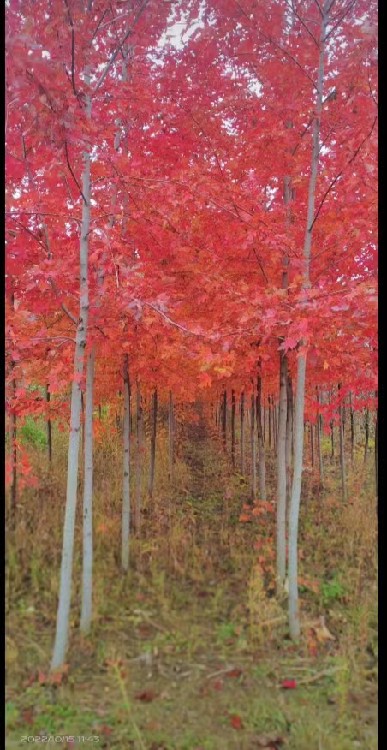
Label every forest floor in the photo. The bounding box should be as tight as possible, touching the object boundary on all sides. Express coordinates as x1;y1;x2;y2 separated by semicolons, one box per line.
6;410;377;749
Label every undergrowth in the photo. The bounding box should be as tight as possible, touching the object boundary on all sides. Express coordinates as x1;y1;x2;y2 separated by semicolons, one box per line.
6;411;377;749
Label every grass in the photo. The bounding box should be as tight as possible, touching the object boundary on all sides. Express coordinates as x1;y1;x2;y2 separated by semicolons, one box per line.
6;410;377;749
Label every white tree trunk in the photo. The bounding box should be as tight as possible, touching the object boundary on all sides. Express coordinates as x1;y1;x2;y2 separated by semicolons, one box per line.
257;376;266;501
51;83;92;669
80;348;94;633
276;350;288;592
288;0;329;640
121;354;130;571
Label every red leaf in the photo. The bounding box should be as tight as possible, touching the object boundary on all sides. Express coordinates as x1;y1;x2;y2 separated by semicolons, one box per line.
134;689;158;702
230;714;243;729
281;679;297;689
225;668;243;678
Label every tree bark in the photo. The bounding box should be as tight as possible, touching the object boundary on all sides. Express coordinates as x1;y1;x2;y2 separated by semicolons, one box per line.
148;387;158;497
134;381;143;534
339;394;347;502
285;375;293;502
375;404;378;503
168;390;174;483
276;350;288;592
288;0;329;640
222;390;227;450
231;389;236;468
240;391;245;475
330;420;335;461
349;392;355;464
80;348;94;633
46;384;52;464
364;408;369;464
257;375;266;501
251;392;257;501
121;354;130;571
51;69;92;670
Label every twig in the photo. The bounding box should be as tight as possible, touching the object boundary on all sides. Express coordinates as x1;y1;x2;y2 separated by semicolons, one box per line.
64;141;87;205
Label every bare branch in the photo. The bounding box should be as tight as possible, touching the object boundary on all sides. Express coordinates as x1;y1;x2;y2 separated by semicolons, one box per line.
310;114;377;230
92;0;148;95
64;141;87;204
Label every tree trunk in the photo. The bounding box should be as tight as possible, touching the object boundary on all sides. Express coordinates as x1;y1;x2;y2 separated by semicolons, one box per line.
251;393;257;502
51;72;92;670
276;350;288;592
46;384;52;464
330;420;335;461
339;394;347;502
80;348;94;634
148;387;158;497
268;396;272;450
8;353;18;530
121;354;130;571
285;375;293;502
222;390;227;450
375;404;378;503
310;423;314;468
316;390;324;487
288;0;329;640
349;393;355;464
240;391;245;475
231;389;236;468
168;390;174;483
364;408;369;464
134;381;143;535
257;375;266;502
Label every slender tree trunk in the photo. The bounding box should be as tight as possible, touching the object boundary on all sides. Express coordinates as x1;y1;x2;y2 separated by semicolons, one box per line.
364;408;369;464
288;0;329;640
222;390;227;450
148;387;158;497
316;390;324;487
273;402;278;453
240;391;245;475
276;351;288;592
168;390;174;483
339;393;347;502
257;375;266;501
45;384;52;464
98;404;102;421
251;393;257;501
310;423;314;468
9;354;18;529
134;381;143;535
330;420;335;461
285;375;293;502
51;68;92;670
80;349;94;633
121;354;130;571
349;393;355;464
375;404;378;503
268;396;272;450
231;389;236;468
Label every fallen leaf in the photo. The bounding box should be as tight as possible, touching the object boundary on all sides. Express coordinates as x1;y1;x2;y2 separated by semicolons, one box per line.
225;668;243;678
230;714;243;729
212;679;224;691
281;679;297;689
134;689;158;702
